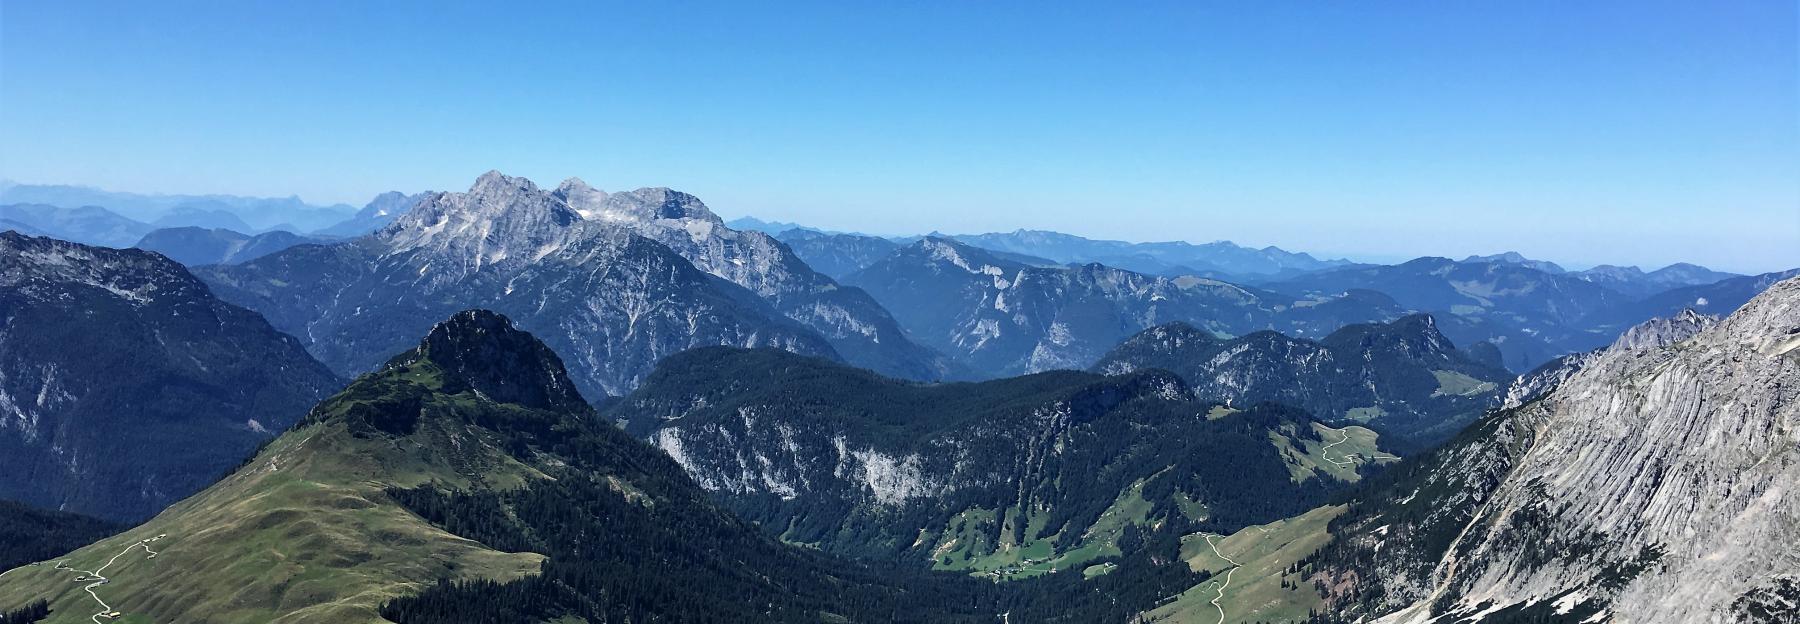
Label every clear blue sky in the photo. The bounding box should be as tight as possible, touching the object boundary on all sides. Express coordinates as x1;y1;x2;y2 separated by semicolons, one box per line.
2;1;1795;272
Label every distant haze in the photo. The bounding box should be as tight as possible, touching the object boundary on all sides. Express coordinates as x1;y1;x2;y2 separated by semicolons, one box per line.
2;2;1794;273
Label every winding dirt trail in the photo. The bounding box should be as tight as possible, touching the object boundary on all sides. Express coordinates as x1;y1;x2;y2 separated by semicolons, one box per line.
50;534;167;624
1200;533;1243;624
1322;428;1359;467
1322;427;1400;468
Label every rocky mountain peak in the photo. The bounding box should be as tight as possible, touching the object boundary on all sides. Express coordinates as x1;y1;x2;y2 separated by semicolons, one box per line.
552;177;609;217
616;187;718;222
909;236;1012;275
397;309;589;412
379;171;584;267
359;190;422;218
1715;275;1800;356
1609;307;1718;351
550;180;718;227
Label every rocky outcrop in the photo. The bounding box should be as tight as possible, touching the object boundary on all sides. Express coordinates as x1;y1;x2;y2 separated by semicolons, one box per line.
1339;277;1800;623
1501;308;1718;410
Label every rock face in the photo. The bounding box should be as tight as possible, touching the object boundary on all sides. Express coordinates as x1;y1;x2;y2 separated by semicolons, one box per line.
1500;309;1718;410
1320;276;1800;623
845;237;1399;378
198;172;948;398
611;346;1383;571
551;178;954;381
1093;314;1513;447
0;232;341;521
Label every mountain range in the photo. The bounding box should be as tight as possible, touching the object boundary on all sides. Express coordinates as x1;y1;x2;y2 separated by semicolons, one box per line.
945;229;1351;279
195;172;949;399
843;237;1403;377
0;188;422;248
0;179;1796;624
0;183;356;232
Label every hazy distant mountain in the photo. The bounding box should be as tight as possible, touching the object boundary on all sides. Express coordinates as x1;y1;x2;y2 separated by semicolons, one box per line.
947;229;1348;278
0;203;153;247
1462;251;1566;274
0;232;341;522
725;215;817;235
844;237;1398;377
1571;262;1742;298
1266;256;1636;370
150;205;258;233
773;229;902;279
312;191;425;237
1587;268;1800;330
0;219;49;237
0;183;355;231
133;227;330;266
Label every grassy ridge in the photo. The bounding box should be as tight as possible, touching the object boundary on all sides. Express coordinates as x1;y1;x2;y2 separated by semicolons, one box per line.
0;361;552;623
1147;505;1345;623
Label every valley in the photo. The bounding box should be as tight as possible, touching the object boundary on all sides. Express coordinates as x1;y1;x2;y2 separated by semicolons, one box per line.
0;178;1792;624
3;5;1794;622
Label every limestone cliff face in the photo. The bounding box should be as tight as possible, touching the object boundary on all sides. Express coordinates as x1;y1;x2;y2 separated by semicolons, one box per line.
1373;277;1800;623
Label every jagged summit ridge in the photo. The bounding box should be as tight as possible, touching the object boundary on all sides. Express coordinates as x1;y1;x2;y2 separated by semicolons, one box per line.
555;178;719;225
199;170;950;397
390;309;589;412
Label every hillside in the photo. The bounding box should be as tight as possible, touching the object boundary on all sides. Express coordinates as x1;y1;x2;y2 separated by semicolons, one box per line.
610;346;1398;577
0;310;1003;623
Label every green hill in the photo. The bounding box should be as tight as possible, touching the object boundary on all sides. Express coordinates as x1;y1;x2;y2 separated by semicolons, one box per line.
0;310;1000;623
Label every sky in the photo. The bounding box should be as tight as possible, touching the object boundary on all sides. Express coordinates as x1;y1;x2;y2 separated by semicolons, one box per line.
2;1;1795;273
